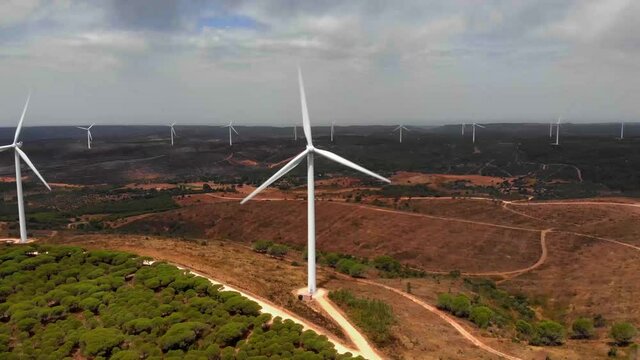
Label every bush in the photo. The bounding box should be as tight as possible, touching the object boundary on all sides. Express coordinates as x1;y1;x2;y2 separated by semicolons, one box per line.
324;253;341;267
436;293;454;311
329;289;395;346
348;263;367;278
516;320;534;338
336;258;368;278
215;322;247;347
450;294;471;317
372;256;402;273
610;322;637;346
532;320;565;346
80;328;125;356
252;240;272;253
469;306;494;329
572;317;595;339
267;244;288;258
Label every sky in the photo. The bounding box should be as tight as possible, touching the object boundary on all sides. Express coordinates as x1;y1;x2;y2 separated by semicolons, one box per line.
0;0;639;126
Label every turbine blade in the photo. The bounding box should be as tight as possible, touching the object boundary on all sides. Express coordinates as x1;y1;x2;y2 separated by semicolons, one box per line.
241;149;308;204
476;124;486;128
0;145;12;153
298;67;313;146
77;127;88;130
392;125;401;132
402;126;410;131
15;147;51;191
314;148;390;183
88;123;95;129
231;126;239;135
88;131;93;140
171;128;177;136
171;122;176;126
13;93;31;144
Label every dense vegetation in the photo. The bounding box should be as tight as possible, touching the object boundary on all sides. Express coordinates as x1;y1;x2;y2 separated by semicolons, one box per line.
328;290;395;346
0;244;360;359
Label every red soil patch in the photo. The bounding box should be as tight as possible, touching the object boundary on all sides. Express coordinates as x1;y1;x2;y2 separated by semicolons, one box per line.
391;171;510;187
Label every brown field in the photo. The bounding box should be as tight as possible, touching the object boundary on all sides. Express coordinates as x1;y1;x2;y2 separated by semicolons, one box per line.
391;171;510;187
122;199;542;273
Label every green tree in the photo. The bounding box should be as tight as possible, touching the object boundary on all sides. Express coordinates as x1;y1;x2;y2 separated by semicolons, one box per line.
252;240;272;253
80;328;125;357
610;322;637;346
532;320;565;346
267;244;289;258
436;293;454;311
450;294;471;317
469;306;494;329
572;317;595;339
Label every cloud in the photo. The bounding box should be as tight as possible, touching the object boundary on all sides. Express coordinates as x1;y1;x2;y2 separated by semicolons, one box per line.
0;0;639;125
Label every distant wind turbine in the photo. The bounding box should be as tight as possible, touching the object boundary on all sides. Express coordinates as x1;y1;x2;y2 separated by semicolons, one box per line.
169;122;177;146
0;94;51;243
553;117;561;145
620;122;624;140
294;124;298;141
472;123;485;144
222;121;239;146
241;68;390;296
461;122;466;136
76;123;95;149
393;125;409;143
330;121;336;142
549;122;553;138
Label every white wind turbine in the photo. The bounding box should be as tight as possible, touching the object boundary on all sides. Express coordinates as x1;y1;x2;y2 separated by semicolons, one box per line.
0;94;51;243
553;117;561;145
241;68;390;295
549;122;553;138
392;125;409;143
76;123;95;149
222;121;239;146
461;122;466;136
619;122;624;140
330;121;336;142
472;123;485;144
169;122;177;146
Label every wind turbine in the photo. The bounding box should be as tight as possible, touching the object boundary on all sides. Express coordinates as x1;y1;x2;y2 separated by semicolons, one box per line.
222;121;239;146
549;122;553;138
241;68;390;295
330;121;336;142
461;122;466;136
0;94;51;243
392;125;409;143
169;122;177;146
553;117;561;145
620;122;624;140
472;123;485;144
76;124;95;149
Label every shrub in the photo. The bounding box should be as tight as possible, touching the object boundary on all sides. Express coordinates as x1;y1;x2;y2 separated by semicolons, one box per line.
372;256;402;273
80;328;125;356
348;263;367;278
531;320;565;346
450;294;471;317
252;240;272;253
324;253;341;267
469;306;494;329
610;322;637;346
516;320;534;338
436;293;454;311
79;297;101;313
267;244;288;258
572;317;595;339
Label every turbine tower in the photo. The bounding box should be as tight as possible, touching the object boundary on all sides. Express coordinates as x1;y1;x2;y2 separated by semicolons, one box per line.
472;123;485;144
553;117;561;145
0;94;51;243
76;124;95;149
222;121;239;146
330;121;336;142
169;122;177;146
393;125;409;143
241;68;390;295
620;122;624;140
549;122;553;138
294;124;298;141
461;122;466;136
